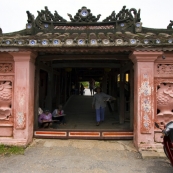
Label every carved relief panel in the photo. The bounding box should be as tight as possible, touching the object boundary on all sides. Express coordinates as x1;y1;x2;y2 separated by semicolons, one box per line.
0;63;13;73
15;87;26;129
0;62;14;122
0;81;12;120
139;68;153;134
155;64;173;77
157;83;173;115
14;67;27;130
0;76;14;121
155;78;173;124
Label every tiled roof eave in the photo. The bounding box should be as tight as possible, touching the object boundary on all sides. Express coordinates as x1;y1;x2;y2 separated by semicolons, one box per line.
1;30;173;48
0;42;173;48
0;44;173;54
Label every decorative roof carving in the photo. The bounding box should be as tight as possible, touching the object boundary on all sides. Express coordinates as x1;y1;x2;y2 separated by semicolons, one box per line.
26;11;35;24
54;25;114;30
0;28;2;35
1;5;173;48
67;7;101;22
27;6;67;29
102;11;116;22
24;6;144;35
103;6;141;22
167;20;173;29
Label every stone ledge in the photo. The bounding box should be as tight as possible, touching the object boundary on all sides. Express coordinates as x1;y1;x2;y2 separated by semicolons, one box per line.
140;150;167;159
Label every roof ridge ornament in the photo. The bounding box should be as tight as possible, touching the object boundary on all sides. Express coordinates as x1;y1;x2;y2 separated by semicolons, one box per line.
0;28;2;35
167;20;173;29
67;6;101;22
26;11;35;24
27;6;67;30
102;6;141;23
102;11;116;22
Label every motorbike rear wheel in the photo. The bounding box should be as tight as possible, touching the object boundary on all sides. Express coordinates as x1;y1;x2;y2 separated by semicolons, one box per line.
164;146;170;160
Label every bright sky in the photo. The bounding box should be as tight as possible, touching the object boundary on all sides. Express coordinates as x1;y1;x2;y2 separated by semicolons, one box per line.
0;0;173;33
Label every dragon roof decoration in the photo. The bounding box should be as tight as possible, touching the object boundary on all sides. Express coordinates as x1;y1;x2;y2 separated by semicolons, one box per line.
24;6;142;34
0;6;173;50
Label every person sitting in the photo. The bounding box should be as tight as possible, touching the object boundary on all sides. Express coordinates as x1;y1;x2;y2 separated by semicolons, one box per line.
38;107;43;115
52;105;66;125
38;109;53;128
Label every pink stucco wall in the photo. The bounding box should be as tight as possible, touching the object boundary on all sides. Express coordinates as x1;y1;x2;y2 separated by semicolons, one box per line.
0;51;37;146
130;51;163;150
0;50;173;150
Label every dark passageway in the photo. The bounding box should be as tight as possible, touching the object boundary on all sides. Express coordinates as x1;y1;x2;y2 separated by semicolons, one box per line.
35;57;134;133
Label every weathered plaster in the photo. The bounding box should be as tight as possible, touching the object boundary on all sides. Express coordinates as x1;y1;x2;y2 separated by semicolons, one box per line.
0;52;37;145
154;53;173;143
130;51;163;150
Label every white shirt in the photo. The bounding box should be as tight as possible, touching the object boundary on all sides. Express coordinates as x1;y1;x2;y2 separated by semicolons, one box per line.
92;92;111;109
52;109;64;117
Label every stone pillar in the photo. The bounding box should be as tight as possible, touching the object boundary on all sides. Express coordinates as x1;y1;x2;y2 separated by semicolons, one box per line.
64;72;67;100
110;70;115;96
102;73;108;93
45;70;53;111
119;65;125;124
34;60;40;129
10;52;37;146
129;51;162;150
56;74;60;106
130;68;134;130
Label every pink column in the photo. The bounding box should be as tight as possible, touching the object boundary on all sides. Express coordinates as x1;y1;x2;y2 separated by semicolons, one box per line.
130;51;162;150
9;52;37;145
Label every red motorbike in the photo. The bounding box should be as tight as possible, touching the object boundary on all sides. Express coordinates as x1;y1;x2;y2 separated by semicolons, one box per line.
155;121;173;166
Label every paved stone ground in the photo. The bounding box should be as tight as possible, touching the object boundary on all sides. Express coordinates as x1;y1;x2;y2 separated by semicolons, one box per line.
60;93;129;130
0;139;172;173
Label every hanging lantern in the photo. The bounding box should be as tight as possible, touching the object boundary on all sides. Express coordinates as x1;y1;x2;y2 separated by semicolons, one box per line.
117;74;120;82
126;73;129;82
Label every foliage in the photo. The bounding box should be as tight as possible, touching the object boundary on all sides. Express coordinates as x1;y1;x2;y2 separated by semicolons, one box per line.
80;81;89;87
95;81;100;87
80;81;100;88
0;144;25;156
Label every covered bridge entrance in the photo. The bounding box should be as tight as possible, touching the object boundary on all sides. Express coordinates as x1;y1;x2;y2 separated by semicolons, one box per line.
1;5;173;150
34;51;134;139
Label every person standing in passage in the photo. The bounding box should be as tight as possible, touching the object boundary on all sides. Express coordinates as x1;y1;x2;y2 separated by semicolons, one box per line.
71;82;76;95
92;87;115;126
52;105;66;125
80;83;85;95
89;78;95;96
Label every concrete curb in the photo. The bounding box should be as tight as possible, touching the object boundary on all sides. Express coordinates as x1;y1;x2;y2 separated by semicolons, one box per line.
140;151;167;159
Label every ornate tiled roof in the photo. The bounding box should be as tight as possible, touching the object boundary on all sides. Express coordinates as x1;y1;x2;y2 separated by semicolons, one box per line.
0;6;173;50
0;31;173;49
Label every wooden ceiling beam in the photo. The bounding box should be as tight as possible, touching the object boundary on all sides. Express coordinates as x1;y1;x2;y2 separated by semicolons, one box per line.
52;62;120;68
38;54;129;61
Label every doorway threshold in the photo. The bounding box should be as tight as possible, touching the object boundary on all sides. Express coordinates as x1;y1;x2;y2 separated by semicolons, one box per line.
34;129;133;139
